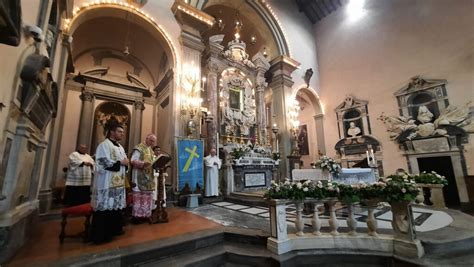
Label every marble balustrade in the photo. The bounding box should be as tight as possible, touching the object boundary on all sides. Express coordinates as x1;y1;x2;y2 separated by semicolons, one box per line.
268;198;424;258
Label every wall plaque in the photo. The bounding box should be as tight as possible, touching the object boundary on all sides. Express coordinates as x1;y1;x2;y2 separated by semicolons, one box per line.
244;172;266;187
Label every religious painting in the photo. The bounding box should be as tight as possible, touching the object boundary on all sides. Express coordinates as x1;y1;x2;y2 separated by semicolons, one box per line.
298;124;309;155
0;0;22;46
177;139;203;192
229;87;242;110
91;102;130;155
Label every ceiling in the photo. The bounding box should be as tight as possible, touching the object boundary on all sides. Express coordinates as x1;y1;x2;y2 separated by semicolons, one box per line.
71;10;172;87
295;0;343;24
202;1;279;59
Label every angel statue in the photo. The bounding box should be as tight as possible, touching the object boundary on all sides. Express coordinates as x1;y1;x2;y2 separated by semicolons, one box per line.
378;113;418;141
434;101;472;128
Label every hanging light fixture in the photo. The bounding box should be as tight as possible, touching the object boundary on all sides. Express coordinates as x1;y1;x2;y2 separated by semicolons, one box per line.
234;12;243;40
216;10;225;31
123;11;131;56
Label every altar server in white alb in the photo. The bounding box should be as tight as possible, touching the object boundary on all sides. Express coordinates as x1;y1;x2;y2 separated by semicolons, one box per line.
204;148;221;197
90;122;128;244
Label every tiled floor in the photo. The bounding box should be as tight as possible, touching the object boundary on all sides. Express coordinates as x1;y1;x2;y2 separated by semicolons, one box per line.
6;208;220;267
208;201;453;232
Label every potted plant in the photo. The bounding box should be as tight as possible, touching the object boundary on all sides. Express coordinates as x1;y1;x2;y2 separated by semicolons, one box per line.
414;171;447;208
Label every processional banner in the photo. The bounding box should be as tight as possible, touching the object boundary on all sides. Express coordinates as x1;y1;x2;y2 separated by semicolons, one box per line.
177;138;204;191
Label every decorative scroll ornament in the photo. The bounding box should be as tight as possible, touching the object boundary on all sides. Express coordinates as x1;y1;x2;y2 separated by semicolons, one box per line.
379;101;472;142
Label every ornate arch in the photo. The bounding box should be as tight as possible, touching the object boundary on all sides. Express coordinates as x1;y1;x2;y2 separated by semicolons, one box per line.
63;2;179;69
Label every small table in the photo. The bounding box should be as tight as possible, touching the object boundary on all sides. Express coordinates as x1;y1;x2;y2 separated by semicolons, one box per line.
186;194;200;208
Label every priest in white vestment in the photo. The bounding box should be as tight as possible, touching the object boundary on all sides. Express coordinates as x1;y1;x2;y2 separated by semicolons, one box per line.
64;144;94;206
130;134;156;223
90;123;128;244
204;148;221;197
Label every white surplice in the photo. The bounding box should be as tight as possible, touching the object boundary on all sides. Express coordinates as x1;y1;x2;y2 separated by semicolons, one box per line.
204;155;221;197
91;138;127;211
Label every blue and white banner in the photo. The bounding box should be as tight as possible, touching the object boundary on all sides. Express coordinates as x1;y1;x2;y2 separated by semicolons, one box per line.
177;138;204;191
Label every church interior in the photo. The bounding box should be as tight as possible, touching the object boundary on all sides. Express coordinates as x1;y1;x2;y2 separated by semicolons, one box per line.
0;0;473;266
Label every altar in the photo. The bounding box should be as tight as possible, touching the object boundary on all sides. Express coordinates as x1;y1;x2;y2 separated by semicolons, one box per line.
233;156;277;192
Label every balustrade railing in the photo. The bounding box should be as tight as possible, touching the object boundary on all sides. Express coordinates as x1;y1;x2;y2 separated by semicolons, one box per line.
268;198;424;258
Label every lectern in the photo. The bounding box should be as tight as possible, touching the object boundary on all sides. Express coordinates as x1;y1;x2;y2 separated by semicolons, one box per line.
150;153;171;224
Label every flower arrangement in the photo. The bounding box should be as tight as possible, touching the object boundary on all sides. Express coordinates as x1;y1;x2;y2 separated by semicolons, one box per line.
272;152;280;161
383;174;419;202
312;156;342;176
265;174;420;204
414;171;448;185
230;145;250;159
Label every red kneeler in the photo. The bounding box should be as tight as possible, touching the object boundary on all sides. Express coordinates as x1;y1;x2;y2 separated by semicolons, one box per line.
59;203;93;243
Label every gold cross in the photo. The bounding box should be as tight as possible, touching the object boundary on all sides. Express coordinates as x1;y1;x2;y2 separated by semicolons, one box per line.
183;145;199;173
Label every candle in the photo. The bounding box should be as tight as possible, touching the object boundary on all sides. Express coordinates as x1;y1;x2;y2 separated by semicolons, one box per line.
216;132;219;155
276;139;279;153
370;149;375;165
366;150;370;165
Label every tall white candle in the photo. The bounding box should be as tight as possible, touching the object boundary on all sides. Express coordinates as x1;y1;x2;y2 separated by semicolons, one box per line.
216;132;219;154
276;139;279;153
366;150;370;165
370;148;375;165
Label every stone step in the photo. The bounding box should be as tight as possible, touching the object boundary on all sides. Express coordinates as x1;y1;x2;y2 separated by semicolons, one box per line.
225;193;268;207
52;228;267;266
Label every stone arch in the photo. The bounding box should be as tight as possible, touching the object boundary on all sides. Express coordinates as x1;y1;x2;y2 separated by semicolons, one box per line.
65;2;179;70
292;85;326;158
293;86;324;115
91;101;131;153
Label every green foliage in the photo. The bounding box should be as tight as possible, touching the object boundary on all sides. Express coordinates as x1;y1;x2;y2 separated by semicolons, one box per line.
230;145;250;159
265;172;421;204
414;171;448;185
383;174;419;202
312;156;342;175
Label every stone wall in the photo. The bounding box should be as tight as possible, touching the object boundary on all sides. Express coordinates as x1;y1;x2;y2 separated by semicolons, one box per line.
314;0;474;175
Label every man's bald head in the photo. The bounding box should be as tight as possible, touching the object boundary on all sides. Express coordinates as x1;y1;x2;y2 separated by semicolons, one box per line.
145;134;157;147
77;144;88;154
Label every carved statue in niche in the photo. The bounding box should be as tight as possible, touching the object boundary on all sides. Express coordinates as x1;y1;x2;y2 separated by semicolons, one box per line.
417;105;434;123
347;122;361;138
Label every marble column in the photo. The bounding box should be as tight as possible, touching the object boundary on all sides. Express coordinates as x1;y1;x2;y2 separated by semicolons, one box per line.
206;65;218;151
39;33;72;213
76;90;94;149
253;53;270;146
131;100;145;148
268;55;300;178
172;1;214;190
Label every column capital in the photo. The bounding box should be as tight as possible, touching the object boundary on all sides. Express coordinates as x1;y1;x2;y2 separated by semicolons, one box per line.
134;100;145;111
314;113;324;120
172;0;215;35
205;58;221;73
61;33;73;46
79;90;94;102
269;55;300;77
180;31;206;52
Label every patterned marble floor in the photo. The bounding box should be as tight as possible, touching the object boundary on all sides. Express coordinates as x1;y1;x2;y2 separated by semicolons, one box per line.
210;201;453;232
